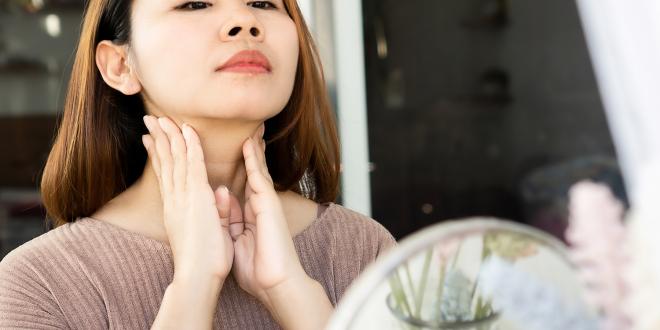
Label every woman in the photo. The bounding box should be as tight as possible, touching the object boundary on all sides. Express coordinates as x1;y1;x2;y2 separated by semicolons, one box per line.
0;0;396;329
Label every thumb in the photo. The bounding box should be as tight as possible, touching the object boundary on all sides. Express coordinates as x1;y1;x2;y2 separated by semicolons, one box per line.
215;186;244;240
214;186;230;227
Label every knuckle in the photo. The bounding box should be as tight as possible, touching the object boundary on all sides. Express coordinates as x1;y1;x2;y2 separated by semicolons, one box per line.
172;152;184;163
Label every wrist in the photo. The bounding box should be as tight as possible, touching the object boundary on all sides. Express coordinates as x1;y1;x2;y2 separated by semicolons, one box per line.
173;270;225;291
170;273;224;306
263;274;333;329
263;271;312;305
154;278;224;329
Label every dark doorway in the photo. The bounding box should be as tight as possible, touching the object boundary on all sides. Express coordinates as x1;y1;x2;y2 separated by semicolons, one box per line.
362;0;624;240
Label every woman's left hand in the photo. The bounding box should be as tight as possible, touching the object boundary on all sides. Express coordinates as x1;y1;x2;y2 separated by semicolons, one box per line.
227;124;308;307
220;124;334;328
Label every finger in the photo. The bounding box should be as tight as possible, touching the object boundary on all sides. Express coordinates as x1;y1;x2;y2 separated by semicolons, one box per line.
247;193;287;238
251;136;272;184
141;134;162;183
227;191;245;240
158;117;187;191
214;186;231;227
250;123;266;155
251;123;265;141
182;123;209;186
244;177;255;201
144;115;173;195
250;123;267;162
244;194;257;226
250;127;266;167
243;137;272;194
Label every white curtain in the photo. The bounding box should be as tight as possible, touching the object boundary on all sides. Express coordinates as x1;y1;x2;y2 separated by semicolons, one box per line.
576;0;660;206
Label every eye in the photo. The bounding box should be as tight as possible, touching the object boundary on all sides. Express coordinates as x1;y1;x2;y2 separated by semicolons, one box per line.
248;1;277;9
177;1;212;10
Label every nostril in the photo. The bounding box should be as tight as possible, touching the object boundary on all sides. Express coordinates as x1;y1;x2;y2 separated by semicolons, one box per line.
229;27;241;36
250;27;260;37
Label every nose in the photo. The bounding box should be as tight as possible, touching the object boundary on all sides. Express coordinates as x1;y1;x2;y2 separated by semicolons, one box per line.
219;7;265;42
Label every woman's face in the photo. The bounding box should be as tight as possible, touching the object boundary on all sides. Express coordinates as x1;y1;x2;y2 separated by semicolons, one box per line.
126;0;299;121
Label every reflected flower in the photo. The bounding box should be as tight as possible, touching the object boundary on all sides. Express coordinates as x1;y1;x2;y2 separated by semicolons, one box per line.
437;269;473;322
483;231;539;261
435;237;462;264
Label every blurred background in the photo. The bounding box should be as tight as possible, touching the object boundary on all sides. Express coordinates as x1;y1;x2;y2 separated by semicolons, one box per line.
0;0;625;258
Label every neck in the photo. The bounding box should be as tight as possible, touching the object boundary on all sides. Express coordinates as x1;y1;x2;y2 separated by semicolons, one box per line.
129;118;263;217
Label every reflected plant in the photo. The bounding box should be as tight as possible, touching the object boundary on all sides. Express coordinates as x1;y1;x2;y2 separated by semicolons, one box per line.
387;230;539;329
437;269;473;322
483;231;538;261
479;257;599;330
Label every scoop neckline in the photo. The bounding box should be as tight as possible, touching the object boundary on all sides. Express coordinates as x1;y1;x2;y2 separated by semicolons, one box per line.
80;202;337;249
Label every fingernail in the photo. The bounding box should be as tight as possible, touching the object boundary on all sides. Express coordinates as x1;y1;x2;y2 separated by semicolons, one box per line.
141;135;150;149
143;116;152;130
218;185;229;199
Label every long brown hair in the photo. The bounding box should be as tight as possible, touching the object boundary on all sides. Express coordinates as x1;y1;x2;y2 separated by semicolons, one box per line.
40;0;340;227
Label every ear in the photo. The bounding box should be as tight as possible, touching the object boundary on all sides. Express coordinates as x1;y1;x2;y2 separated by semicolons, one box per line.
95;40;142;95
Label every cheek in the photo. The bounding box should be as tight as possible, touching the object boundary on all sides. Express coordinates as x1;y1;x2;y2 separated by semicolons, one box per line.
255;20;297;114
284;22;300;73
131;24;206;103
274;21;300;92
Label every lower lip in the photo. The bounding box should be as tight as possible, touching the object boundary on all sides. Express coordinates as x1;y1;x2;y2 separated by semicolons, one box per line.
218;64;270;74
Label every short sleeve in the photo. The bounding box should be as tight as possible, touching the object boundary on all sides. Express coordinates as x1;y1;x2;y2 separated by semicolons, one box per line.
0;249;69;329
332;211;398;303
375;222;397;259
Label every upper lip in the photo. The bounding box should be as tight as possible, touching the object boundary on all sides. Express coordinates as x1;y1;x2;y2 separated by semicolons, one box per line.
216;50;272;72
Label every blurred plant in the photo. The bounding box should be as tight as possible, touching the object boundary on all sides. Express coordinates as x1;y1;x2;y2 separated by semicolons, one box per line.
437;269;474;322
479;256;599;330
387;230;539;329
566;181;631;330
483;230;538;261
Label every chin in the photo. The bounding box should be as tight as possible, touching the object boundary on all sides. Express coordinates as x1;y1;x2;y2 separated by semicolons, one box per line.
204;96;287;118
192;103;282;121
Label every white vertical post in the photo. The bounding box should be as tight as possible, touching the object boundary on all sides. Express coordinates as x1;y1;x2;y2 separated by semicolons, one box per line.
331;0;372;216
297;0;314;31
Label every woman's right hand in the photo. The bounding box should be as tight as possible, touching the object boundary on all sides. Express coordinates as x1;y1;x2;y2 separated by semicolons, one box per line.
141;115;233;286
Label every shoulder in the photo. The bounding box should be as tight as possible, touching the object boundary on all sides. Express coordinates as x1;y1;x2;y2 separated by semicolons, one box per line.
310;203;397;302
0;217;129;296
0;218;155;328
0;219;95;287
1;218;98;268
2;222;71;269
0;222;86;328
321;203;397;257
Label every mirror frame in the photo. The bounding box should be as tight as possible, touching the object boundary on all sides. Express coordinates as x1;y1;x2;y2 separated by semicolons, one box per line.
326;218;572;329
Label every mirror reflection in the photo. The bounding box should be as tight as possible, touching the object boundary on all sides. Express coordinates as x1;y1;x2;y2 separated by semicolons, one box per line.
330;219;597;330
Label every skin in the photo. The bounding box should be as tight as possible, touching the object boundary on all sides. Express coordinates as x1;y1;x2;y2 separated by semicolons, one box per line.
92;0;333;328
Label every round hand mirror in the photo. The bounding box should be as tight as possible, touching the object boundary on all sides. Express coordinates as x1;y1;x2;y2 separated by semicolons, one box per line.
327;218;598;330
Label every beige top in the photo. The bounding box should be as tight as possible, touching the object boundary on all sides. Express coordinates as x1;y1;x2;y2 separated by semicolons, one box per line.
0;202;397;329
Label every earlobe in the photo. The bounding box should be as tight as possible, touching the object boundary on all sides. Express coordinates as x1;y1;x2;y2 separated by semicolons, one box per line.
95;40;142;95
